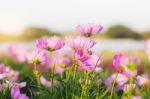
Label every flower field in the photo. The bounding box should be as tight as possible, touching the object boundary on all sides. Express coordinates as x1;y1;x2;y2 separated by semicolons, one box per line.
0;24;150;99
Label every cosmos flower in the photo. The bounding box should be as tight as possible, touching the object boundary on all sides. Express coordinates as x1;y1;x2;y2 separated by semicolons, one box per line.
11;82;29;99
105;73;128;91
40;76;51;88
51;51;71;67
36;36;64;51
75;50;101;71
26;49;50;68
137;74;150;88
65;36;96;51
8;44;27;63
54;66;64;74
113;54;140;77
76;23;103;37
0;64;19;82
95;67;103;73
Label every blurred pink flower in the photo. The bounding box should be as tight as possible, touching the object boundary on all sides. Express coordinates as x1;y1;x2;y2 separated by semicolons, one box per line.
11;82;29;99
95;67;103;73
105;73;128;91
26;49;50;68
65;36;95;51
54;66;64;74
36;36;64;51
8;44;27;63
137;74;150;88
105;73;128;85
75;51;101;71
0;64;19;82
76;23;103;37
113;54;140;77
40;76;51;88
51;51;71;67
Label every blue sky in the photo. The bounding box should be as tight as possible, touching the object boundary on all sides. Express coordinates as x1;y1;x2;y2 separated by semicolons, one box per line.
0;0;150;34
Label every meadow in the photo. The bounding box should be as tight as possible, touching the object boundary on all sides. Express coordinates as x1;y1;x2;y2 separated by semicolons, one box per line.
0;24;150;99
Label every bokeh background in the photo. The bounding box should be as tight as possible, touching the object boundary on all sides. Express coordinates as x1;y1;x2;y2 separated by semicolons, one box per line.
0;0;150;71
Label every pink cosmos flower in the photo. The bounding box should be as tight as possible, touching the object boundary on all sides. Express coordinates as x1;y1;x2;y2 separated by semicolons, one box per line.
51;51;71;67
95;67;103;73
54;66;64;74
76;23;103;37
75;50;101;71
105;73;128;91
26;49;50;68
0;64;19;82
11;82;29;99
65;36;96;51
113;54;140;77
137;74;150;88
40;76;51;88
8;44;27;63
36;36;64;51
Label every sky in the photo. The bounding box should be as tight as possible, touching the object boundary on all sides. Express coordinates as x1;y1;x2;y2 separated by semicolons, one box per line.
0;0;150;34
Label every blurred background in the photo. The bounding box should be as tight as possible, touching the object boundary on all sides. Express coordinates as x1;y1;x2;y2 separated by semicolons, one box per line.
0;0;150;53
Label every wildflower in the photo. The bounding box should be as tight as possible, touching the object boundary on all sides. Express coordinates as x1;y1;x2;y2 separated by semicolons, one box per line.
51;51;71;67
137;74;150;88
26;49;50;68
105;73;128;91
75;51;100;71
65;36;96;51
54;66;64;74
36;36;64;51
95;66;103;73
76;23;103;37
8;44;26;63
0;64;19;82
40;76;51;88
113;54;140;77
11;82;29;99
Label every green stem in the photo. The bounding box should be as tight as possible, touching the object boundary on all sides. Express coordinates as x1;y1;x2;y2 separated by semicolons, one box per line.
128;77;134;99
51;63;55;93
110;73;119;99
33;63;40;86
73;63;77;80
80;71;89;98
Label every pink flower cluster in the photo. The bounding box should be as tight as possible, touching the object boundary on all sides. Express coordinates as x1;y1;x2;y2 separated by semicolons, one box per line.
11;82;29;99
113;53;140;77
0;64;29;99
103;52;150;97
6;23;150;98
36;36;64;51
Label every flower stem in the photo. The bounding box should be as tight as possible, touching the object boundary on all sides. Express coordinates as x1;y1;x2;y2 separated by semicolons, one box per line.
51;63;55;93
110;73;118;99
33;63;40;86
